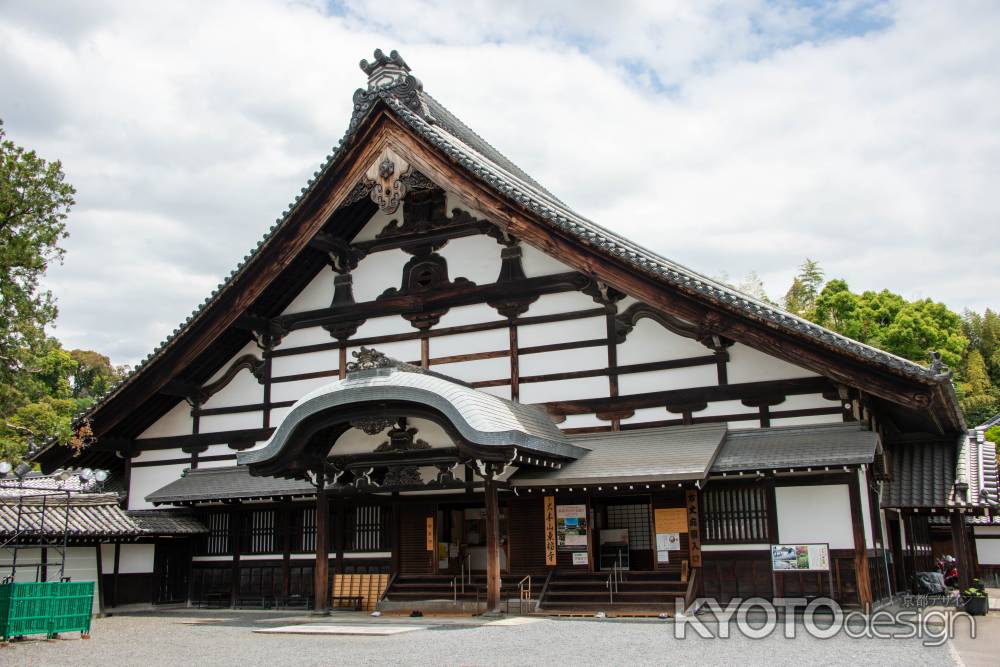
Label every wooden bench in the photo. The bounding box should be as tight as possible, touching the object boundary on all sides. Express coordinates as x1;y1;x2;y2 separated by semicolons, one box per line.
330;595;364;611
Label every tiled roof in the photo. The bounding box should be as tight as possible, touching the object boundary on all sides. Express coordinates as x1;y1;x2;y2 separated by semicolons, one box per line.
711;423;877;473
0;492;140;538
35;49;960;465
239;365;584;470
510;424;727;486
882;431;999;510
126;510;208;535
146;466;315;504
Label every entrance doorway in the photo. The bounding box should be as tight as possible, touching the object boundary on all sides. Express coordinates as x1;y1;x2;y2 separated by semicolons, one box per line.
590;497;653;571
435;502;508;574
153;540;191;604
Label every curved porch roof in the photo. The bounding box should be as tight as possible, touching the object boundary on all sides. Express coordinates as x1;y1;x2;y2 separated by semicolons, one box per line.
238;364;586;475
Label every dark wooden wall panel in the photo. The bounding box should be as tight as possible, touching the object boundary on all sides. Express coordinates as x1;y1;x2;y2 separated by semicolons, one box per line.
507;498;548;574
398;503;434;575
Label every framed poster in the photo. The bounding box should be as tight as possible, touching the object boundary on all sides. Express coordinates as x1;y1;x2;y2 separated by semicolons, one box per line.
556;504;588;550
770;544;830;572
572;552;589;566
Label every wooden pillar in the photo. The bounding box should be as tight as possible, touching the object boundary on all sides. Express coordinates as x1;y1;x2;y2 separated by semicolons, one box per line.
484;471;501;614
95;544;105;616
848;470;873;607
314;473;330;613
112;542;121;609
950;512;973;590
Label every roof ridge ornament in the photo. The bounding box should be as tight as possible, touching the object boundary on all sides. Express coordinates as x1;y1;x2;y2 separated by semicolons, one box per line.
345;346;425;376
351;49;434;130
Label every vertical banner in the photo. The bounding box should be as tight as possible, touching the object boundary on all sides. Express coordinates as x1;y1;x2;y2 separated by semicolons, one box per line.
544;496;557;566
425;516;434;551
686;489;702;567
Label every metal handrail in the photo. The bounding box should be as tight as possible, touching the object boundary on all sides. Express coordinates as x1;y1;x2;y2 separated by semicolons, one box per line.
451;576;458;602
517;575;532;615
606;552;624;604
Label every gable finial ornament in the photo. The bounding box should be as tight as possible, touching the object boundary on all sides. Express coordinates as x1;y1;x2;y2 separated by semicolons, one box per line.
365;148;411;214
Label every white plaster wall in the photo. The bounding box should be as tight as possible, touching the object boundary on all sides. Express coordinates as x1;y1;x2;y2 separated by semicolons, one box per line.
198;459;237;469
202;368;263;409
281;266;335;314
727;343;818;383
202;443;236;458
561;413;606;429
352;206;398;243
519;376;609;404
118;543;155;573
775;484;854;549
520;242;574;277
518;316;607;347
779;394;841;411
434;303;501;328
352;249;409;302
526;291;600;317
101;544;115;574
618;365;720;395
976;539;1000;564
331;428;387;455
133;447;187;463
269;406;292;425
520;347;605;376
434;357;510;383
727;418;761;429
770;414;844;427
858;468;875;548
270;349;339;378
617;318;707;365
136;401;191;440
199;411;262;433
432;328;509;357
438;235;502;285
409;418;453;447
354;315;414;338
203;342;260;384
63;547;100;613
0;548;41;582
620;407;671;425
479;385;512;400
271;377;335;403
975;526;1000;536
699;400;752;418
129;464;189;510
274;326;337;350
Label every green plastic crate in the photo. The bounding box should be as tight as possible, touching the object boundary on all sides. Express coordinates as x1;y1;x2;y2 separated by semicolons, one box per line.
0;581;95;641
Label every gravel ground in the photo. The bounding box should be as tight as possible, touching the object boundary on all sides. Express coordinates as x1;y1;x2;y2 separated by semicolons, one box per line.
2;611;964;667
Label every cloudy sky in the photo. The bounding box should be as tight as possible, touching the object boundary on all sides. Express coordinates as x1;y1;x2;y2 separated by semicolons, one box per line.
1;0;998;366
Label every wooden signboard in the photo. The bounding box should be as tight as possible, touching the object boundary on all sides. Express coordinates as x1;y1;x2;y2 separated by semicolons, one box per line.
654;508;688;534
425;516;434;551
544;496;557;566
686;490;702;568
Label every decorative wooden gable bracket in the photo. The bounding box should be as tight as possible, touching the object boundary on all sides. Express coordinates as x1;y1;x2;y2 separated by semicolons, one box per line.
234;313;289;349
159;353;265;407
614;302;733;352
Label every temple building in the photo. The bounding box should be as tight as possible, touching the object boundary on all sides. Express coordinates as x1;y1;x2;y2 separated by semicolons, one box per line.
28;50;993;614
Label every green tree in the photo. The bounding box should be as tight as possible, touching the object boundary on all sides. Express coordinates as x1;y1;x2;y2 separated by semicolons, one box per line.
69;349;127;408
783;258;825;318
0;119;75;416
813;281;966;370
985;425;1000;444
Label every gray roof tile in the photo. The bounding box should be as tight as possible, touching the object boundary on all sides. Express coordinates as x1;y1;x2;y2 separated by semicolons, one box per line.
711;423;877;473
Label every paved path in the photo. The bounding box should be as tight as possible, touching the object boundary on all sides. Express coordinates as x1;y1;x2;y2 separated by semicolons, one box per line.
0;610;977;666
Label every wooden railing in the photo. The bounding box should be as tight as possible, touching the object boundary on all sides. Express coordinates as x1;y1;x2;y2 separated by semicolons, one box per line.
683;568;700;613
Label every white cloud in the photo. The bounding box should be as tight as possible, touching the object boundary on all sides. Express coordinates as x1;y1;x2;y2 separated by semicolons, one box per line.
1;0;997;366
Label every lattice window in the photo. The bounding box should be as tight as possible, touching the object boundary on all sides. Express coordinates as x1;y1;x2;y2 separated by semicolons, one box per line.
292;506;317;553
242;509;276;554
349;505;384;551
606;504;652;549
701;485;771;544
201;511;231;555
